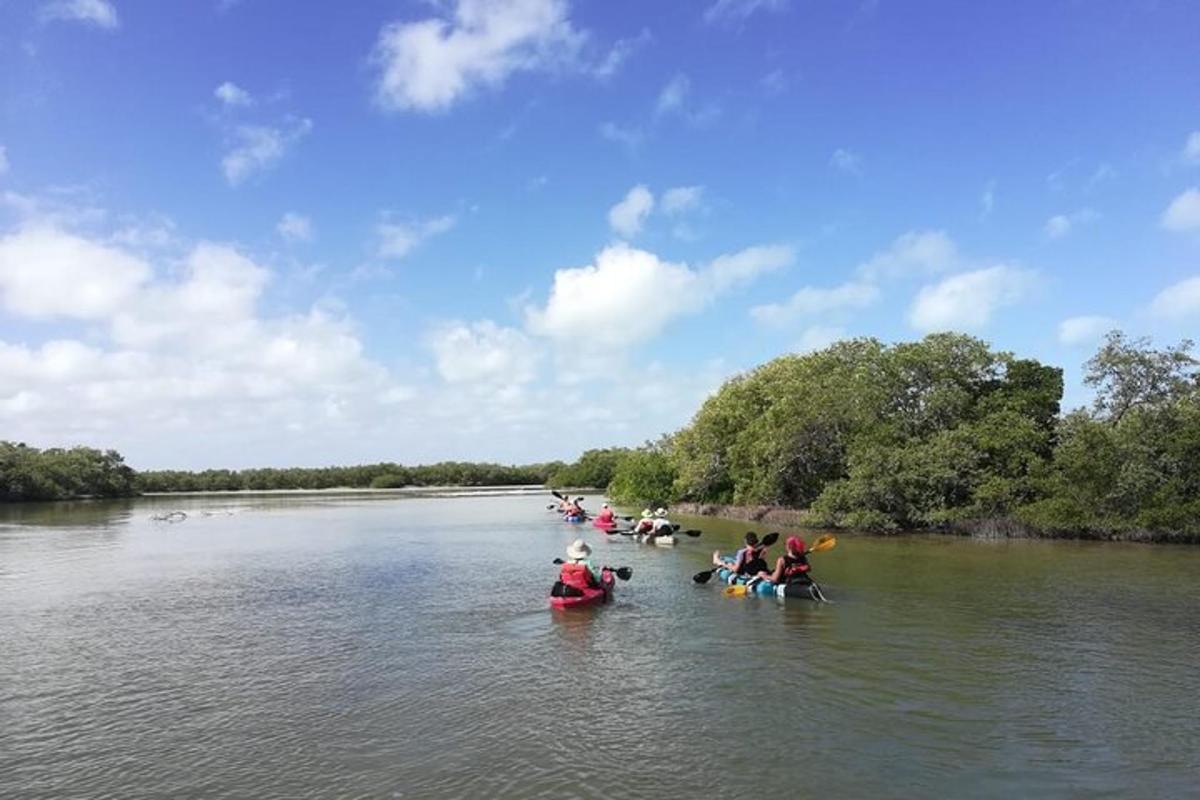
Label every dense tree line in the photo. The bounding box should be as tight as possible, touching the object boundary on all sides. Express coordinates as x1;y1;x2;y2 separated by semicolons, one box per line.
137;461;561;493
565;332;1199;540
0;443;137;501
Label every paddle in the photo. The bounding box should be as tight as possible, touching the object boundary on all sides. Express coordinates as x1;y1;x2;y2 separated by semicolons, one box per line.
552;558;632;580
617;526;701;538
723;535;837;596
691;532;781;584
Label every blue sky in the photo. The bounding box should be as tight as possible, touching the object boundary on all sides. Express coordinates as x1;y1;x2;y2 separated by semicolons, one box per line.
1;0;1199;469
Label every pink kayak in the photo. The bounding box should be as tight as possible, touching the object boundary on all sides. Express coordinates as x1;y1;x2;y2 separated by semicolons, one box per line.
549;569;615;609
592;518;618;532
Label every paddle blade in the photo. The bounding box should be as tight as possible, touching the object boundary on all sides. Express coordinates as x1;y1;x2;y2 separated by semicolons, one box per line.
552;558;565;564
692;568;718;584
550;490;565;500
679;529;702;537
614;567;633;581
761;532;780;547
808;535;837;554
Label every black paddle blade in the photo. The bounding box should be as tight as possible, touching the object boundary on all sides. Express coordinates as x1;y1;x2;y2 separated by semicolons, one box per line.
761;532;780;547
553;558;565;564
613;567;633;581
545;504;557;510
679;529;702;537
550;489;565;500
693;568;719;584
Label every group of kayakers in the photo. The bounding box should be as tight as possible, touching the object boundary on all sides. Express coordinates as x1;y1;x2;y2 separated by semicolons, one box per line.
713;531;812;588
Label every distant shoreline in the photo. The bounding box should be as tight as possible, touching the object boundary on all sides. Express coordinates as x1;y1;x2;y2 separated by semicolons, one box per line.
671;502;1200;545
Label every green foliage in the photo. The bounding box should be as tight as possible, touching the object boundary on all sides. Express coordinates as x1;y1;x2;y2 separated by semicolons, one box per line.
1084;330;1197;423
0;442;137;501
547;448;632;488
608;449;677;506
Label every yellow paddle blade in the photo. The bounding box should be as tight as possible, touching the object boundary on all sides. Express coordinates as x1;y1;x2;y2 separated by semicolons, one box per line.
723;585;749;597
809;535;837;554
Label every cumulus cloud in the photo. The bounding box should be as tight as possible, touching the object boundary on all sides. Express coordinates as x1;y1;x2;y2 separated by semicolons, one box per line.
607;185;654;238
221;118;312;185
751;282;880;327
830;148;862;175
1161;188;1200;232
857;230;959;280
39;0;118;29
525;241;792;351
703;0;787;24
371;0;584;113
427;320;539;385
907;265;1037;332
661;186;703;215
0;226;151;319
1058;315;1117;346
1149;275;1200;320
1043;208;1098;239
376;214;456;259
0;224;410;462
276;212;313;243
215;81;253;108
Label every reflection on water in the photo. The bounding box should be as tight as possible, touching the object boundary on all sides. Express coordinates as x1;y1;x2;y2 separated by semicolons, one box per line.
1;492;1198;799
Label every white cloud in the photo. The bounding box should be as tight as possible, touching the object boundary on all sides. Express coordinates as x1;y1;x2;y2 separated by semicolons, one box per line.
1058;315;1117;346
525;241;792;351
0;226;151;319
657;73;690;115
1043;208;1098;239
1161;188;1200;232
830;148;862;175
39;0;118;29
599;121;643;149
215;81;253;108
908;265;1037;331
376;214;456;260
980;180;995;219
427;320;539;385
0;145;8;176
661;186;703;215
704;0;787;24
751;282;879;327
857;230;959;280
0;225;411;462
796;325;845;353
371;0;584;113
276;212;313;243
607;185;654;238
221;118;312;185
591;28;649;79
1149;276;1200;320
1183;132;1200;165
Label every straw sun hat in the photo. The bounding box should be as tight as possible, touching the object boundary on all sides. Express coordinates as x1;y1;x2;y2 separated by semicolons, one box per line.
566;539;592;561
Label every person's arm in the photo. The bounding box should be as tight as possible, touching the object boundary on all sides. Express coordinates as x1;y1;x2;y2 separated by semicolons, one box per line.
765;556;786;583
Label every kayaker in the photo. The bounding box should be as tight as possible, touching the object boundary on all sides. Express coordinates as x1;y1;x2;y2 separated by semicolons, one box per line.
634;509;655;535
566;498;585;519
595;503;616;526
647;507;673;542
712;531;769;575
751;535;811;586
552;539;603;597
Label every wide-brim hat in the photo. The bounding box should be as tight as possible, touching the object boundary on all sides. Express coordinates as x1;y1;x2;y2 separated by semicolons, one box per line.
641;509;653;518
566;538;592;560
654;507;667;517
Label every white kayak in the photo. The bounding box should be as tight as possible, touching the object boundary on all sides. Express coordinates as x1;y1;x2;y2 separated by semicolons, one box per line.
635;533;676;546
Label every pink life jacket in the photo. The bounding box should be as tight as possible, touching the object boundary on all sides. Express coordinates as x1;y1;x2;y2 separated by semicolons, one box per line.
560;562;595;591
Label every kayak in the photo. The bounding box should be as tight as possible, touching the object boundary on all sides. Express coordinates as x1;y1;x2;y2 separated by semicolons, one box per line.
563;515;586;523
714;566;826;601
636;533;676;547
592;518;618;531
549;568;615;609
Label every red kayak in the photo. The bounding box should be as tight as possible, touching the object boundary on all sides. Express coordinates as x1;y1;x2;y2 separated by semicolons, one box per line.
549;568;615;609
592;518;618;533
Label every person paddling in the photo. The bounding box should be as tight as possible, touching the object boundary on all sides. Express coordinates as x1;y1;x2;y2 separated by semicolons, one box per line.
750;535;811;586
712;531;769;576
595;503;616;526
647;507;673;542
634;509;655;535
552;539;602;597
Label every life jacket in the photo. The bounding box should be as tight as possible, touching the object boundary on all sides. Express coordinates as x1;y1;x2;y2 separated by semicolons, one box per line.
597;509;614;523
737;545;767;575
781;553;811;582
560;561;596;591
636;519;654;533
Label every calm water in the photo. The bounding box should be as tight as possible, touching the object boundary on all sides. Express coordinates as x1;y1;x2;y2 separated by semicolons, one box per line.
2;492;1198;799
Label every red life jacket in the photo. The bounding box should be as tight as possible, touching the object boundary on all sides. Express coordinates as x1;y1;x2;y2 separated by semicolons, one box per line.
782;553;810;581
636;519;654;533
560;562;596;591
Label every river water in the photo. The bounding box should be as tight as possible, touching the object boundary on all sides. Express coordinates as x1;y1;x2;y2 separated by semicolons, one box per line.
2;491;1198;799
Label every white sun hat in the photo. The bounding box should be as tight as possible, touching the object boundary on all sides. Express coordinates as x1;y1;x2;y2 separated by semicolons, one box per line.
566;539;592;561
654;507;668;517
